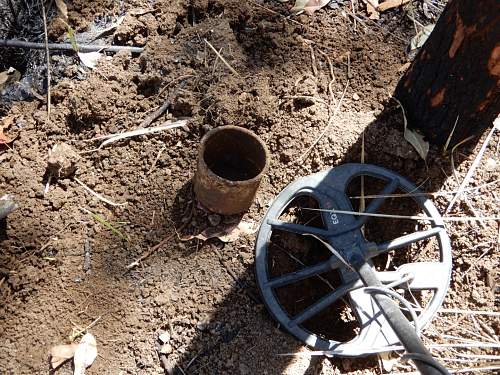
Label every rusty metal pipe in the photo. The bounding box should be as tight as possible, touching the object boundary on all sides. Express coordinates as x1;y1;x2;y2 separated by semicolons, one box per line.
194;126;269;215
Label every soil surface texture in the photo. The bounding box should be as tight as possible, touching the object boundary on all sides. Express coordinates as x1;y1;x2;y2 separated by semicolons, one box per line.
0;1;498;374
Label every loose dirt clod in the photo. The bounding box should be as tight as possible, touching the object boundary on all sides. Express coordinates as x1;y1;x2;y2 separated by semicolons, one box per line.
47;142;80;178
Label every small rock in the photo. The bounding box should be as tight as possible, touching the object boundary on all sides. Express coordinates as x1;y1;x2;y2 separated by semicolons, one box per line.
208;214;221;226
352;93;360;101
485;158;498;172
160;343;173;354
471;289;482;302
158;331;171;344
47;143;80;178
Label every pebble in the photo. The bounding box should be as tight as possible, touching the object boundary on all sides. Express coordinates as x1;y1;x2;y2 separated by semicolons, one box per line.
158;331;171;344
352;93;360;101
160;343;173;354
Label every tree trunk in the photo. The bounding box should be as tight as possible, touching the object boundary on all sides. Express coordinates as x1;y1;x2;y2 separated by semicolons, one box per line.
394;0;500;147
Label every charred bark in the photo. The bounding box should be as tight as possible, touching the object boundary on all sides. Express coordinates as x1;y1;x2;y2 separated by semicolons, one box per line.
394;0;500;147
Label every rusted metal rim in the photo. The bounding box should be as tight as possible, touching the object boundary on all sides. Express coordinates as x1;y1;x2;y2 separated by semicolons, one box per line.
194;125;269;215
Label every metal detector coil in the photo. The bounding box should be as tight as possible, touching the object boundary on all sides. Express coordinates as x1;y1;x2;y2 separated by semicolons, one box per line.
255;164;452;357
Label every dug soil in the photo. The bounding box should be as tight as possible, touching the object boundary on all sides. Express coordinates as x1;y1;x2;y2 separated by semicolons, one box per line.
0;1;498;374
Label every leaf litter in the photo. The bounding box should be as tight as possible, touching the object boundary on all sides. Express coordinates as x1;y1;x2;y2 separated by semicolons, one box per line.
182;220;257;243
49;333;97;374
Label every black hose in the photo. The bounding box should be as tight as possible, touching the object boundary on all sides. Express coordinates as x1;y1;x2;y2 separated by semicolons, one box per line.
356;262;450;375
402;353;450;375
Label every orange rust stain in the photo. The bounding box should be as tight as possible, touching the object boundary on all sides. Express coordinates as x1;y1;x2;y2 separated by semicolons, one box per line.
430;88;446;107
487;45;500;77
477;89;494;112
449;14;465;58
449;13;477;59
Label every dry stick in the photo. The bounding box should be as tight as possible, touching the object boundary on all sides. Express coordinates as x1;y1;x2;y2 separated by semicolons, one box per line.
81;120;188;153
147;144;167;175
309;45;318;77
302;207;500;222
449;135;485;228
137;101;172;129
282;95;327;105
316;49;336;103
40;1;50;120
350;178;500;199
279;343;500;357
126;219;190;270
0;39;144;53
446;118;500;214
74;177;127;207
390;366;500;375
344;9;409;43
204;39;239;76
249;0;304;26
297;76;349;162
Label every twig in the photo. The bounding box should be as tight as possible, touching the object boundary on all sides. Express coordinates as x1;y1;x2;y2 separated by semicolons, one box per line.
417;308;500;317
147;144;167;175
126;205;192;270
74;177;127;206
204;39;239;76
302;207;500;222
69;316;102;341
389;366;500;374
213;248;260;304
282;95;327;105
39;1;51;120
297;77;349;162
126;232;177;270
309;45;318;76
279;343;500;357
349;178;500;199
83;120;188;152
0;39;144;53
344;9;409;43
445;117;500;214
137;101;172;129
249;0;304;26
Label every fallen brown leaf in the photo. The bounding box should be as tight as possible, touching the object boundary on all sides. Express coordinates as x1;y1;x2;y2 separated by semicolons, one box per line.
49;343;78;369
291;0;331;15
362;0;380;19
378;0;410;12
0;67;21;91
55;0;68;21
182;220;256;243
0;116;17;145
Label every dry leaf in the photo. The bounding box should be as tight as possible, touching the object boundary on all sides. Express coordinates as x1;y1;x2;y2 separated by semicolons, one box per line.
378;0;410;12
78;52;102;69
0;67;21;91
362;0;380;19
393;97;429;160
50;343;78;369
73;333;97;375
55;0;68;21
410;24;435;51
182;220;256;243
91;16;125;41
291;0;331;15
0;116;17;145
378;352;398;372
